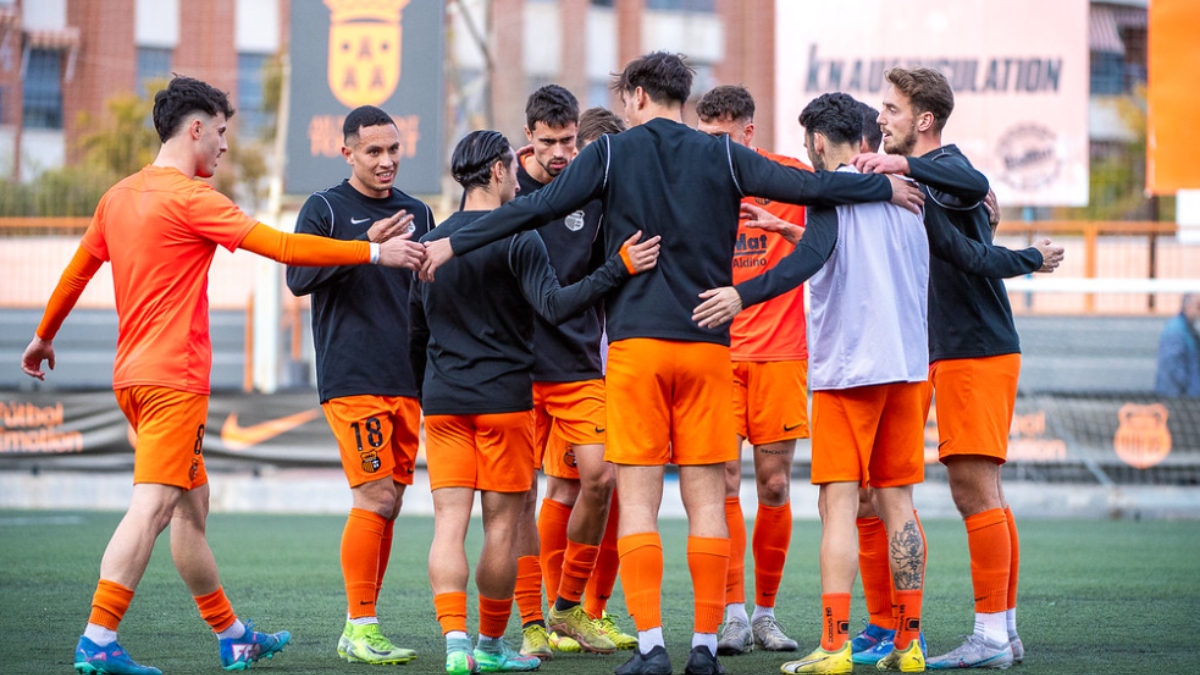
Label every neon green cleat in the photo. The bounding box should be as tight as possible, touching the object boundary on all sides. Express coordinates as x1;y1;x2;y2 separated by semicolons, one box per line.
474;640;541;672
337;620;352;659
877;639;926;672
548;631;581;653
780;643;853;674
594;611;638;650
520;624;553;660
547;604;616;654
342;622;417;665
446;636;479;675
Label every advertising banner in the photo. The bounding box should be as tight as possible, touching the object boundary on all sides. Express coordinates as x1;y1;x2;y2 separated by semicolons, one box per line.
775;0;1089;207
287;0;445;195
1147;0;1200;194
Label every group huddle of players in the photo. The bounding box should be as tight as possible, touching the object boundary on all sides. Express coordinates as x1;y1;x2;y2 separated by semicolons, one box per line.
24;50;1062;675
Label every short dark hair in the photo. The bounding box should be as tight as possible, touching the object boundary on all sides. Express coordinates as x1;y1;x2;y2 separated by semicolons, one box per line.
525;85;580;132
856;99;882;152
577;107;626;146
695;85;755;124
152;75;235;143
798;92;862;147
343;105;396;145
451;130;514;192
611;51;694;106
884;67;955;133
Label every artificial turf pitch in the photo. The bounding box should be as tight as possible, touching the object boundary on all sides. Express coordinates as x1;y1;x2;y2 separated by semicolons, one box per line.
0;509;1196;675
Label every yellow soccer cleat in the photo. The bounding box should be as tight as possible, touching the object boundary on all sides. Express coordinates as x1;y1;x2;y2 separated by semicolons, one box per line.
594;611;638;651
877;639;926;672
520;624;553;660
780;643;853;674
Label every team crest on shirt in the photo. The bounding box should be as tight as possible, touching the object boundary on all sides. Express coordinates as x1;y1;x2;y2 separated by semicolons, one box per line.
564;210;586;232
754;196;773;206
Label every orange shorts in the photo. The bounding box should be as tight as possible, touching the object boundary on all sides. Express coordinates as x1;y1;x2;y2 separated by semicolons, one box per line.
321;395;421;488
810;382;925;488
605;338;738;466
116;385;209;490
424;410;536;492
927;354;1020;463
533;379;606;479
732;360;810;445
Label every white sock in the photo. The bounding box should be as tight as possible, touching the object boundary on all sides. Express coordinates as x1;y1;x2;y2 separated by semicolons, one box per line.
692;632;717;655
638;627;665;654
349;616;379;626
83;624;117;646
973;611;1007;644
446;630;469;642
477;635;503;650
216;620;246;641
751;605;776;623
724;602;749;624
1006;608;1018;639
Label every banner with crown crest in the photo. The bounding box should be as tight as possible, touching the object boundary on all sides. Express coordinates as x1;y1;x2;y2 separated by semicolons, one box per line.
287;0;444;194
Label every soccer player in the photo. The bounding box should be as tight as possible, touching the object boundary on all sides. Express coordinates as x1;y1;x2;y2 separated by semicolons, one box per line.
695;84;807;656
285;105;435;665
419;51;924;675
853;66;1066;669
19;76;426;675
408;130;659;675
695;91;933;675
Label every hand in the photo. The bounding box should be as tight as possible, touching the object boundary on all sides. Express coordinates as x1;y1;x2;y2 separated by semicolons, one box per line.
740;203;804;244
367;210;414;244
377;228;425;270
1033;238;1064;273
420;238;455;282
983;189;1001;234
620;230;662;273
886;175;924;214
21;336;55;380
852;152;909;175
692;286;743;329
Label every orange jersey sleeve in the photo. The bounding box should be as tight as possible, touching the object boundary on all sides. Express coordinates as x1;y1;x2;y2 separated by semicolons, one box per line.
730;149;811;362
36;245;105;341
238;223;371;266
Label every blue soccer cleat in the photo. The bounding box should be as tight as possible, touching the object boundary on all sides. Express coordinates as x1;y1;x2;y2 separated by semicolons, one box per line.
219;621;291;671
74;636;162;675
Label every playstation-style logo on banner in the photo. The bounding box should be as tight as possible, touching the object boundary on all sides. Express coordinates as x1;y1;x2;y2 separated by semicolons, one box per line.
324;0;410;107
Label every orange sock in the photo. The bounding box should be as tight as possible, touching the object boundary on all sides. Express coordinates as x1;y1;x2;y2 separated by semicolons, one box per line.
724;497;746;606
752;502;791;608
88;579;134;630
617;532;663;631
584;493;620;618
1004;506;1020;611
820;593;851;651
514;556;544;626
537;498;571;603
559;540;600;604
434;591;468;635
342;508;386;618
376;516;395;603
857;516;894;629
894;589;922;650
965;508;1010;614
194;586;238;633
479;594;513;639
688;536;730;634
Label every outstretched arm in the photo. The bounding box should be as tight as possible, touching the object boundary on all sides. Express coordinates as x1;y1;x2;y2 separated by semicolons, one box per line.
240;222;424;270
287;208;416;295
22;245;104;380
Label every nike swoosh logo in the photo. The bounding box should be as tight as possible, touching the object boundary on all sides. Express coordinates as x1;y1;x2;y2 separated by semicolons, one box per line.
595;426;606;434
783;423;803;431
221;409;321;450
351;217;371;225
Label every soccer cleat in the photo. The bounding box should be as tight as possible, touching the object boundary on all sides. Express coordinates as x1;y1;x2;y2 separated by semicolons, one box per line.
1008;636;1024;665
74;636;162;675
548;631;581;653
856;632;927;665
684;645;725;675
520;624;553;660
342;622;417;664
219;621;291;671
716;617;753;655
926;635;1013;670
752;615;799;652
780;643;853;674
446;637;480;675
547;604;616;654
615;645;673;675
876;639;926;672
851;622;896;655
337;620;352;659
594;611;638;650
474;640;542;672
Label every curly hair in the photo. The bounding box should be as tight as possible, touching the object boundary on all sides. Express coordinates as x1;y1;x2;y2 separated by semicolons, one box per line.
152;76;235;143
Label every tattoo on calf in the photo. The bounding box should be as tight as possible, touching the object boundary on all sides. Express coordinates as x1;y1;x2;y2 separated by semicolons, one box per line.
889;519;924;590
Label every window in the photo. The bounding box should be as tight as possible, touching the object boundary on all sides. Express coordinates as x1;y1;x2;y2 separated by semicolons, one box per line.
237;52;271;139
645;0;714;12
137;46;172;96
22;49;63;129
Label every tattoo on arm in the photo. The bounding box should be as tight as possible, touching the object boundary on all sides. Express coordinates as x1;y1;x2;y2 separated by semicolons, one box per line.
889;519;925;590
